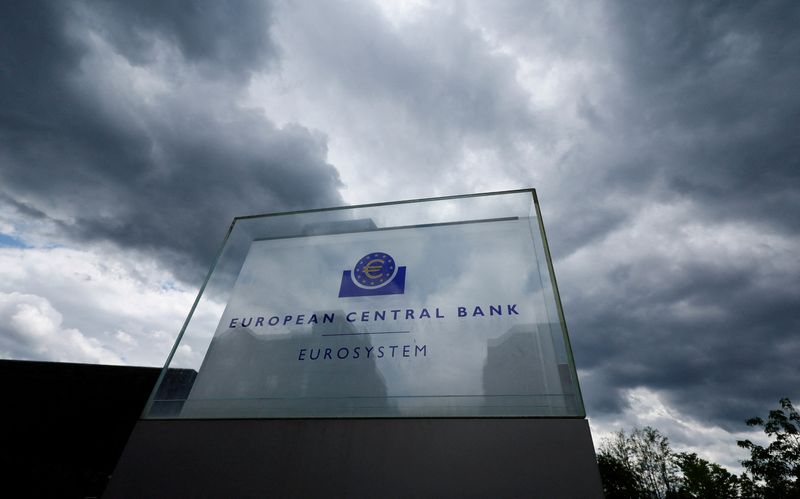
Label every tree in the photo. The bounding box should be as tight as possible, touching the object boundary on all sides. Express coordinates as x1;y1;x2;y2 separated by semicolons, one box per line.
737;398;800;498
673;452;738;498
597;426;680;498
598;452;641;498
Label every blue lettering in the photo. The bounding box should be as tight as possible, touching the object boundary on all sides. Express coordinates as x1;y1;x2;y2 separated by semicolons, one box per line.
241;317;252;327
361;311;369;322
292;343;432;360
490;305;502;316
436;308;444;318
391;309;401;320
283;315;293;325
268;316;279;326
419;308;431;319
296;314;305;325
473;306;485;317
507;304;519;315
374;310;385;321
405;309;414;320
229;318;238;328
346;312;357;322
255;317;264;327
323;313;335;323
458;307;467;317
308;314;319;324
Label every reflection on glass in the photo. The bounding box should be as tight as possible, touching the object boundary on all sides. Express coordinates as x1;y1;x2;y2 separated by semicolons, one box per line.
182;313;393;418
144;189;585;419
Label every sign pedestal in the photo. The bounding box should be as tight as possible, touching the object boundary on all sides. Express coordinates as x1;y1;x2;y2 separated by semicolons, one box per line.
106;418;601;498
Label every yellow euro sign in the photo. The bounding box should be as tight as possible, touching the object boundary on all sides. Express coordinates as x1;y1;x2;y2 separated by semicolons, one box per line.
363;259;385;279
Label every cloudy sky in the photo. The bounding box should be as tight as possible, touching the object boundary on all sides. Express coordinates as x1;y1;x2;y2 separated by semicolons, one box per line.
1;0;798;471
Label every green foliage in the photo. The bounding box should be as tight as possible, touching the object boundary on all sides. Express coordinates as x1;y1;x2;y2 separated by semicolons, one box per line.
737;398;800;498
596;398;799;499
598;426;680;498
598;453;641;498
673;452;739;498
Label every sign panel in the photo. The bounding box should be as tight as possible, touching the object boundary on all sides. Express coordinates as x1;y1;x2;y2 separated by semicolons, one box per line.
145;190;583;418
181;217;576;417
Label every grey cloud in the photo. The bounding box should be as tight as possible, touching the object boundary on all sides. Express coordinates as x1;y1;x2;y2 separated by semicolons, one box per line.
564;224;800;427
1;0;799;457
0;1;341;283
472;0;800;256
288;2;535;137
462;0;800;433
272;0;539;185
78;0;277;76
260;0;800;433
567;1;800;425
605;1;800;230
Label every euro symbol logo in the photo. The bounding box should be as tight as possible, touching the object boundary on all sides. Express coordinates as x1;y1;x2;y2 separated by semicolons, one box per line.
338;252;406;297
362;259;385;279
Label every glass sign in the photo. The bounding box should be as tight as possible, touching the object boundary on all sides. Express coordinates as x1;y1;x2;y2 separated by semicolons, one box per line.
144;190;584;418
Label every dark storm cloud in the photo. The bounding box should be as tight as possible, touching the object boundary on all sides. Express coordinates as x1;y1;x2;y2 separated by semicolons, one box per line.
570;242;800;428
606;1;800;230
80;0;277;76
0;1;341;282
471;0;800;257
1;0;798;446
549;1;800;428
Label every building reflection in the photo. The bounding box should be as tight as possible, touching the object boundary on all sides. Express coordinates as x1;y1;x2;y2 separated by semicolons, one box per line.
482;324;579;415
182;310;392;417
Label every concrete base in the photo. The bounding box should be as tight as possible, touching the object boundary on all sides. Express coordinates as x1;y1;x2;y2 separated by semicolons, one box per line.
105;418;602;498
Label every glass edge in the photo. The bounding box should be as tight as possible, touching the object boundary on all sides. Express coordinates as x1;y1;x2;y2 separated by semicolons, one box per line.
141;218;239;419
145;413;588;422
234;188;537;221
531;191;586;417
